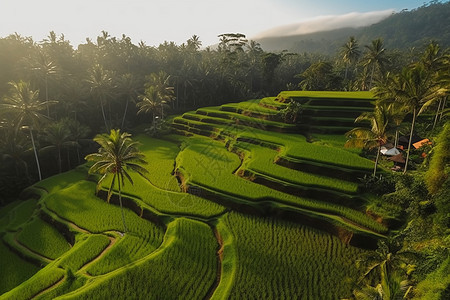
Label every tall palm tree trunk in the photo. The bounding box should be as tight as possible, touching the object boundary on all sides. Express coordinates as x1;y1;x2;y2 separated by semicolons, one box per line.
118;178;128;233
438;96;447;122
373;144;381;177
404;108;417;174
369;65;375;89
344;62;349;81
394;130;399;148
45;76;50;117
100;100;109;131
29;127;42;181
432;98;442;130
121;99;129;129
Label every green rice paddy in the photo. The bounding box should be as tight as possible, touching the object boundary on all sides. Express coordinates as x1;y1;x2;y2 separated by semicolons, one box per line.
1;91;389;299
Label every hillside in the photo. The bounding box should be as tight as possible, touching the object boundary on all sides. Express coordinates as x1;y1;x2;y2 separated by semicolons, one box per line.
0;91;394;299
256;1;450;54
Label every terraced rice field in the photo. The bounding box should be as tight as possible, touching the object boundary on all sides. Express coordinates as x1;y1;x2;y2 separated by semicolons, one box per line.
1;91;389;299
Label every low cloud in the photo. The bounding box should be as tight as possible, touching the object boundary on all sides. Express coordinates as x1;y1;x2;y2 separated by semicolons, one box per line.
252;10;393;39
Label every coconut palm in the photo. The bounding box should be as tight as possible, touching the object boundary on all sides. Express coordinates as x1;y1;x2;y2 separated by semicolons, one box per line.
137;86;167;129
146;71;175;118
27;50;58;117
40;121;77;173
0;81;55;180
363;38;388;89
117;73;139;129
341;36;361;80
0;126;31;179
392;64;442;173
353;240;414;300
64;118;90;165
86;64;115;131
417;42;449;129
85;129;149;233
187;35;202;51
372;74;407;148
345;103;391;176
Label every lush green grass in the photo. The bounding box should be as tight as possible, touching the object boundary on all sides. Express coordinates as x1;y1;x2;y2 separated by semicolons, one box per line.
182;112;235;126
44;181;165;244
221;99;280;115
236;141;360;194
175;109;374;171
259;96;287;109
216;212;368;299
59;218;217;299
176;136;386;233
278;90;375;100
0;201;21;218
86;233;159;276
1;93;390;299
196;106;295;130
0;241;40;294
134;135;182;192
99;166;226;219
0;264;65;299
1;198;37;231
34;167;87;194
58;234;111;271
16;217;71;260
93;135;226;218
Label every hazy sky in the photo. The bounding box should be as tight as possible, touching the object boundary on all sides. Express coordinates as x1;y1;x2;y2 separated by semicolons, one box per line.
0;0;426;47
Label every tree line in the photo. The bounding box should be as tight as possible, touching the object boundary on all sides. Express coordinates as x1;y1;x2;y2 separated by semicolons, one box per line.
0;30;447;203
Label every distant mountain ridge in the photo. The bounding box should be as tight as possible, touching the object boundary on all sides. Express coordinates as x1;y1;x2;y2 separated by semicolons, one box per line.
255;1;450;54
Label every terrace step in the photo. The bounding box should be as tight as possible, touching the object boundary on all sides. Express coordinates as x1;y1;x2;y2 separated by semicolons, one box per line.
239;168;365;210
290;97;374;108
182;182;384;249
301;116;358;127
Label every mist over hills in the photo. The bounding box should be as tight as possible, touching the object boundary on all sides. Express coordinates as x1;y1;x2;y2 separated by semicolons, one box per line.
254;1;450;55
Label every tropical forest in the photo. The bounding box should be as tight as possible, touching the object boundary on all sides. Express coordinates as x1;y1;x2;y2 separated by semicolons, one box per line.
0;1;449;299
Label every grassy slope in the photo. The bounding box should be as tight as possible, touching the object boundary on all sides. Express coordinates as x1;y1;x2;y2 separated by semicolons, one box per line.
1;92;389;298
58;218;217;299
215;212;368;299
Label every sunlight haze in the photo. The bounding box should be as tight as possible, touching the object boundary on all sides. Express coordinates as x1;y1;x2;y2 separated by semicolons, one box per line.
0;0;427;47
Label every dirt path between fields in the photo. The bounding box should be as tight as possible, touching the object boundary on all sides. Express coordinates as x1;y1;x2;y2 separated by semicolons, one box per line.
11;232;53;264
31;274;65;299
80;234;117;274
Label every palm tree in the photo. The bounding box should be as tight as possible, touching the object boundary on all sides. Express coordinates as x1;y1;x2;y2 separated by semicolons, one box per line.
64;118;90;165
341;36;361;80
345;103;391;176
363;38;388;89
137;86;163;127
86;64;115;131
145;71;175;120
117;73;139;129
187;35;202;51
28;50;58;117
0;126;31;179
353;240;414;300
392;64;442;173
40;121;77;173
0;81;55;181
372;74;407;148
85;129;149;233
416;42;449;130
